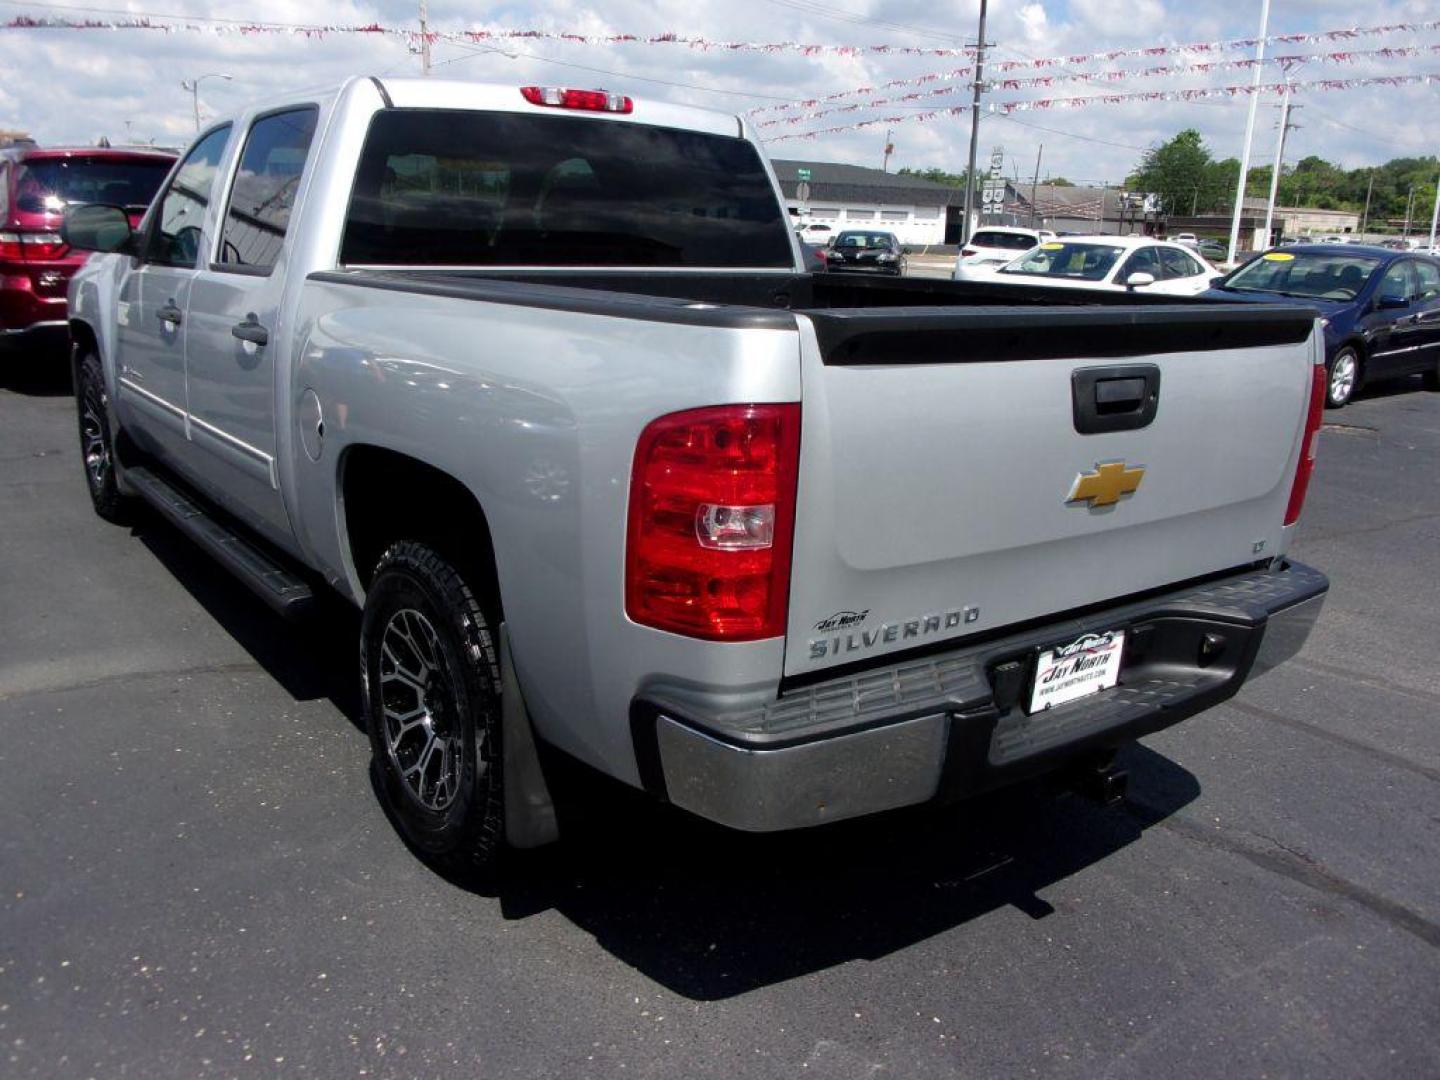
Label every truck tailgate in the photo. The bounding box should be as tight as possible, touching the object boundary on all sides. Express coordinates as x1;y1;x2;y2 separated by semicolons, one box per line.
785;303;1319;678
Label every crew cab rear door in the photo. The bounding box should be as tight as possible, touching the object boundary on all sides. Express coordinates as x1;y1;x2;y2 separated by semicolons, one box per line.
183;105;319;543
784;303;1319;678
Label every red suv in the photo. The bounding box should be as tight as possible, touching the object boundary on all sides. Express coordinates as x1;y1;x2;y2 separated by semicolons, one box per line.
1;141;175;354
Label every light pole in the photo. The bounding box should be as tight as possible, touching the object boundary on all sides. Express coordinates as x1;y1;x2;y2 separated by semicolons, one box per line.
1227;0;1271;265
181;73;232;131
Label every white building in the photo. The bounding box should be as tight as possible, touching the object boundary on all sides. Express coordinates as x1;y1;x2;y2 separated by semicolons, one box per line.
771;158;963;246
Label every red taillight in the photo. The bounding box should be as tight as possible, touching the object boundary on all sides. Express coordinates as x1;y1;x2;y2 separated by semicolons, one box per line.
1283;363;1325;526
626;403;800;641
0;230;68;261
520;86;634;114
961;247;976;257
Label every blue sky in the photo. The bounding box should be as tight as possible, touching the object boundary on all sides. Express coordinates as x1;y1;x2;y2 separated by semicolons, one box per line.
0;1;1435;185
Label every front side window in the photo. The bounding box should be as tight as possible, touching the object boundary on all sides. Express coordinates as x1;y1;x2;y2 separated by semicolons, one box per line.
1000;242;1125;282
218;106;318;273
1377;261;1413;303
341;109;792;268
1121;246;1163;280
145;125;230;269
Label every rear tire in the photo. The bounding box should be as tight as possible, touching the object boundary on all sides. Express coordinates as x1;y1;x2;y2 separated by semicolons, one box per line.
361;541;505;878
1325;346;1360;408
75;351;130;522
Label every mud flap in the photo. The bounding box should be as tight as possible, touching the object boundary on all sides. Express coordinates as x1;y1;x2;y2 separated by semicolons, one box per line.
500;624;559;849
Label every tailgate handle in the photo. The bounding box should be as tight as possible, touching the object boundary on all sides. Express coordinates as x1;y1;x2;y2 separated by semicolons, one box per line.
1072;364;1161;435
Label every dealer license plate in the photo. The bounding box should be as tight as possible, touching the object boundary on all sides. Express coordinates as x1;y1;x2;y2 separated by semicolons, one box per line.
1027;630;1126;713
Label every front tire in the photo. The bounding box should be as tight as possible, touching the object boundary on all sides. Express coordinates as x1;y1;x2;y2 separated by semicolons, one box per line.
75;351;130;522
361;541;504;877
1423;358;1439;392
1325;346;1360;408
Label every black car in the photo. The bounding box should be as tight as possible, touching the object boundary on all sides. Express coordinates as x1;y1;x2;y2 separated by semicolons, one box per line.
1203;244;1440;407
825;230;907;275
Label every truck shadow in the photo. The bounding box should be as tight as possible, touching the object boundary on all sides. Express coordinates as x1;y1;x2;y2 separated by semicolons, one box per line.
128;506;365;731
124;499;1200;1002
0;359;72;397
494;743;1198;1000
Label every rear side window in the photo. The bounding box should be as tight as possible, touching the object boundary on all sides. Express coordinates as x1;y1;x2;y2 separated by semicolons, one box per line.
1160;247;1202;279
218;106;318;273
1413;260;1440;300
341;109;792;268
971;231;1034;250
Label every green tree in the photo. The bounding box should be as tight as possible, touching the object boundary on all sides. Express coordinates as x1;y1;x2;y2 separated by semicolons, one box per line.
1126;129;1219;215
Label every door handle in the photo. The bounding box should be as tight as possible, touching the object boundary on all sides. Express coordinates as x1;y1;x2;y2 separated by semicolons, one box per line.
157;302;182;326
231;315;269;347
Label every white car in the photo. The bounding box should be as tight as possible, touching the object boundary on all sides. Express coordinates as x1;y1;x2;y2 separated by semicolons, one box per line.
953;226;1056;280
981;235;1221;296
1174;232;1199;247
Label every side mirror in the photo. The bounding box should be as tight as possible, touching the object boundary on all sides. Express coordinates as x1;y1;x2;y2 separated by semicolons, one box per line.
1209;275;1227;288
62;204;134;254
1124;271;1156;289
1376;294;1409;311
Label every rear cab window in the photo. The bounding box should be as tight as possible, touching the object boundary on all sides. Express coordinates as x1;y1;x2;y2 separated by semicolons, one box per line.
971;231;1035;250
340;109;792;268
12;155;173;216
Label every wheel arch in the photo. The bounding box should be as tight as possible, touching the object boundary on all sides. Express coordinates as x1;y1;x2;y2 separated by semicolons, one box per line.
337;443;502;613
67;318;100;384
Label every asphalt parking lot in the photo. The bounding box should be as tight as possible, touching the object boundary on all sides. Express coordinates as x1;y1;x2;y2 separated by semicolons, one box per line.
2;356;1438;1079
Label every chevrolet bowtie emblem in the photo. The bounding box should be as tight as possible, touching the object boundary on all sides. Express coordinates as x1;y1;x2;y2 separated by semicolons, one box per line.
1067;461;1145;508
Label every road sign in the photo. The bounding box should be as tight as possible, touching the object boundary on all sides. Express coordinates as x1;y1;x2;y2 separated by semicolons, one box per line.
797;168;811;181
796;181;811;203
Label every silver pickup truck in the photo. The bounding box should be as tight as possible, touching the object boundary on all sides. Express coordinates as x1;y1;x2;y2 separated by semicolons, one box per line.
64;77;1328;876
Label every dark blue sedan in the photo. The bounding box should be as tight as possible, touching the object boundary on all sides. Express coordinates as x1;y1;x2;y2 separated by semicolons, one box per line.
1203;245;1440;407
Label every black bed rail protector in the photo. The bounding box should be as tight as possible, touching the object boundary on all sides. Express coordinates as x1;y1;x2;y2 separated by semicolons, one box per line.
806;303;1318;366
307;269;802;331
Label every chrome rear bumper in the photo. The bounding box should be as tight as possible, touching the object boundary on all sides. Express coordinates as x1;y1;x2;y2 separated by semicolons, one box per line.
641;561;1327;833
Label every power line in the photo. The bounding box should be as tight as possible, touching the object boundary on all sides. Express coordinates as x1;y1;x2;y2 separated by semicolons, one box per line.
991;111;1151;152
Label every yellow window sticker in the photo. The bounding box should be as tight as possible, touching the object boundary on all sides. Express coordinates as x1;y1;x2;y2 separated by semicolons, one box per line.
1262;251;1295;261
1040;242;1064;250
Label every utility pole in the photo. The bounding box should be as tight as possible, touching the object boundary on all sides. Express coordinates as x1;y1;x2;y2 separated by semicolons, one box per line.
1262;90;1300;247
1029;143;1043;228
1428;169;1438;249
1227;0;1271;265
881;129;893;173
1359;170;1375;239
1403;184;1415;238
419;0;432;76
959;0;989;247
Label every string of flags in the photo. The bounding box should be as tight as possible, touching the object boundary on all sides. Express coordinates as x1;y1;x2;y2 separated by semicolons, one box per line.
752;43;1440;122
763;73;1440;142
3;13;1438;62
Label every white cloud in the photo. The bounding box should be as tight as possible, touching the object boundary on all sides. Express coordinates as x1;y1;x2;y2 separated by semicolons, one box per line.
0;0;1433;187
